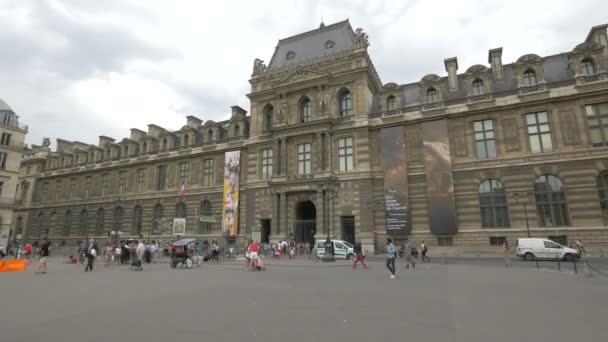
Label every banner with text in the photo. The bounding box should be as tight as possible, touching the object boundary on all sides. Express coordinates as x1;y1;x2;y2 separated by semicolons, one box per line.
380;126;410;234
422;120;458;234
222;150;241;236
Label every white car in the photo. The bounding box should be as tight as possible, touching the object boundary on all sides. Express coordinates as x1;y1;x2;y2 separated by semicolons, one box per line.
516;238;580;261
316;240;356;260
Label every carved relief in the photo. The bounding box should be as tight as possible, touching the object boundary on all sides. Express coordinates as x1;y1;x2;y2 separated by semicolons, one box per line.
560;109;581;146
449;125;468;157
502;118;521;152
340;188;353;205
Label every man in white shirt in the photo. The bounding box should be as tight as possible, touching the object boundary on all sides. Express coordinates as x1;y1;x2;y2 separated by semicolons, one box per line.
150;241;158;264
136;240;146;264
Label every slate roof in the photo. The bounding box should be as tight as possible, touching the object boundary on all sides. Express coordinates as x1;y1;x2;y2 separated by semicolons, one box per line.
267;20;355;72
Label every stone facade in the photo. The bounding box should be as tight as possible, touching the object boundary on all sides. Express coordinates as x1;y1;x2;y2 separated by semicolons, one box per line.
0;99;28;249
15;20;608;253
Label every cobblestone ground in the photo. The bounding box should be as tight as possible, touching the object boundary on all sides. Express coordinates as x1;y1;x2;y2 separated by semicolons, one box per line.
1;257;606;342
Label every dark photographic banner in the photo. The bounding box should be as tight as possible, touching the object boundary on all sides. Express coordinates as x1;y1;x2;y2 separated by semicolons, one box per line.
380;126;410;234
422;120;458;234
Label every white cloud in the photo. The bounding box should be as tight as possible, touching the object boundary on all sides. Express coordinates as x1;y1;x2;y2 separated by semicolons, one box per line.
0;0;606;147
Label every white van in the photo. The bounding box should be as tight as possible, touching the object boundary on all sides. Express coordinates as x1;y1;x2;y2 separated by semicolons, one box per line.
316;240;356;260
516;238;579;261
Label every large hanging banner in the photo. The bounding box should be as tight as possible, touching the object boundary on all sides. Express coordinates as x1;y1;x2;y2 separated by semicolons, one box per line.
222;151;241;236
422;120;458;234
380;126;410;234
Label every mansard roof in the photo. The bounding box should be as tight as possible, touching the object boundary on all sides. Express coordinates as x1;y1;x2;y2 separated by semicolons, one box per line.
267;20;356;72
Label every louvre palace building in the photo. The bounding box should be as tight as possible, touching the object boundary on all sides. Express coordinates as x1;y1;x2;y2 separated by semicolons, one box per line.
13;20;608;253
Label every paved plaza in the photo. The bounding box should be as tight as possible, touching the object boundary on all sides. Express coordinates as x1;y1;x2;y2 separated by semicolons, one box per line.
1;257;606;342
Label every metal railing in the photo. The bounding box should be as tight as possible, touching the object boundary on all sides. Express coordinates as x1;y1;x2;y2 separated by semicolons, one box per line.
0;112;28;131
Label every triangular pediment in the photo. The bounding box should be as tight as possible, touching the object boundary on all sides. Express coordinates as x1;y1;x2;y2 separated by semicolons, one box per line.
273;68;330;87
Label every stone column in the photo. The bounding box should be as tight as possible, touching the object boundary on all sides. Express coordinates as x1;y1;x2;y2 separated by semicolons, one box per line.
272;139;280;176
314;132;322;172
316;189;325;237
280;192;287;238
281;137;288;176
271;192;279;235
326;132;333;171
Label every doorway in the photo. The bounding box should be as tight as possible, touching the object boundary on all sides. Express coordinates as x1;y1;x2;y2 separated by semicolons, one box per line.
294;200;316;245
261;219;271;243
341;216;355;244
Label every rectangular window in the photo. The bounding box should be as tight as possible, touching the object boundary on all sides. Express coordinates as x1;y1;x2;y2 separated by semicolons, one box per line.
297;143;311;174
179;162;189;187
585;103;608;147
0;152;7;169
56;180;62;200
84;177;91;198
338;137;354;171
437;236;453;246
157;165;167;191
526;112;553;153
42;182;49;202
136;168;146;193
118;171;127;194
69;179;76;199
101;174;108;196
261;148;273;179
203;159;214;186
474;119;497;159
0;133;11;145
489;236;506;246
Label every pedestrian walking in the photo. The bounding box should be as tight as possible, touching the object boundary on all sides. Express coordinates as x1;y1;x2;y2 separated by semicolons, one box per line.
36;236;51;274
104;242;113;267
78;242;87;264
85;239;98;272
575;240;586;256
136;240;146;265
420;241;430;263
386;238;396;279
403;238;415;269
150;241;158;264
352;240;367;269
503;239;511;267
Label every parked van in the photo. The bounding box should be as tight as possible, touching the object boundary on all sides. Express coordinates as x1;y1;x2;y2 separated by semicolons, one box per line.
316;240;355;260
516;238;580;261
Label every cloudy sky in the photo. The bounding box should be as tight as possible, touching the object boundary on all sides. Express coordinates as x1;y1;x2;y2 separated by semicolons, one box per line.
0;0;606;147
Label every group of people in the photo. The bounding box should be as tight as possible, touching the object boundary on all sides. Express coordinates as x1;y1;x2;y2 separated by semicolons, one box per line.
385;238;430;279
266;240;313;259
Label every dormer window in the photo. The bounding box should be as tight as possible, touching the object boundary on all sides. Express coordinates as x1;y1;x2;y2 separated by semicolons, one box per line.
387;95;396;110
300;98;311;122
426;88;438;104
161;138;168;150
207;129;214;141
142;142;147;153
233;124;240;137
582;58;595;76
523;69;537;86
472;79;484;96
183;134;189;146
123;145;129;157
339;90;352;117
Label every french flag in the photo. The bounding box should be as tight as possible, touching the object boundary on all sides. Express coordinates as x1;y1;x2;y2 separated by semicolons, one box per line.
179;179;186;196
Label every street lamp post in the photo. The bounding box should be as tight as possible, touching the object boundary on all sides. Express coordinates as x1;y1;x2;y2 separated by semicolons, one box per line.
322;186;339;262
514;191;533;238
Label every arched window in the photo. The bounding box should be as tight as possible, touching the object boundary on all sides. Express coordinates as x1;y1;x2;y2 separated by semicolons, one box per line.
207;129;214;142
63;210;72;236
113;206;124;232
132;206;143;236
142;142;147;154
534;175;569;227
582;58;595;76
38;212;45;237
176;202;187;218
49;211;56;236
152;204;163;234
479;179;510;228
79;209;87;236
386;95;396;111
300;98;311;122
426;88;438;103
523;69;537;86
161;138;168;150
264;105;273;130
472;79;484;96
339;90;352;116
95;208;104;236
183;134;189;146
198;200;213;234
123;145;129;158
233;124;240;137
597;171;608;225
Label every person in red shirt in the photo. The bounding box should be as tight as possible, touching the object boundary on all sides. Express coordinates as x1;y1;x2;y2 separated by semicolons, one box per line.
24;243;33;260
249;240;260;270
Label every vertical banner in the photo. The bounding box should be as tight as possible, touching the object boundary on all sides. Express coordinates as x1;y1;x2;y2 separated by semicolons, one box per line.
222;151;241;236
422;120;458;234
380;126;410;234
172;218;186;236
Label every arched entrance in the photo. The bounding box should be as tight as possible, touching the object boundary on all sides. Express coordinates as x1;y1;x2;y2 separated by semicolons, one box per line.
294;200;316;245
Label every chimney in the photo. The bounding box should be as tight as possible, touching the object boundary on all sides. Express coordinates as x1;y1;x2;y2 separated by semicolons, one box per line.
444;57;459;91
488;47;504;80
231;105;248;118
186;115;203;129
